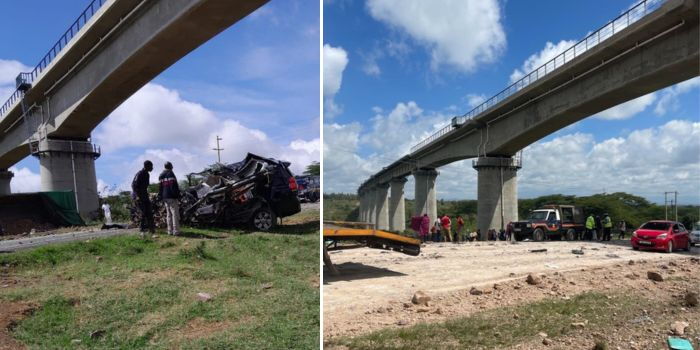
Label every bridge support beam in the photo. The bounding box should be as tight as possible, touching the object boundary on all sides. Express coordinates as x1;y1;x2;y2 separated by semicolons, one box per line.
389;177;407;232
374;183;390;230
413;168;438;227
358;191;366;222
34;139;101;219
473;157;521;240
0;169;13;196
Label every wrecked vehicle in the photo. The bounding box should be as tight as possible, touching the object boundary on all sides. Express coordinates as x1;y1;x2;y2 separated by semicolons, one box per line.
133;153;301;231
179;153;300;231
295;175;319;203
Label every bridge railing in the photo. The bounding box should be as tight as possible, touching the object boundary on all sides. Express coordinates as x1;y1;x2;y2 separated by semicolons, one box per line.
0;0;108;119
410;0;665;154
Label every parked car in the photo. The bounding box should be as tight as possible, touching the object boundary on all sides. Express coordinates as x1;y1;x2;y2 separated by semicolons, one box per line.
510;205;585;241
691;221;700;247
631;220;691;253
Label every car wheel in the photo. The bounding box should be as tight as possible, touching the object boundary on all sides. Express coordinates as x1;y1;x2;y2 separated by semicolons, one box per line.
665;241;673;253
251;207;275;231
565;229;576;241
632;245;639;251
533;228;544;242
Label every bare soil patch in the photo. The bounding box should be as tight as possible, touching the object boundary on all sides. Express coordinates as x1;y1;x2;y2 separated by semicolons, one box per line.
323;240;699;342
0;301;36;350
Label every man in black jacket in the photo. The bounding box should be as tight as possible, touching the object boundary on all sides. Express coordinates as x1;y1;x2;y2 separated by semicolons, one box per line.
132;160;154;237
158;161;181;236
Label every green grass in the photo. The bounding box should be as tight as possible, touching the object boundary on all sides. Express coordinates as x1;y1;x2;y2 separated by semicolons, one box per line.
0;209;319;349
327;292;650;350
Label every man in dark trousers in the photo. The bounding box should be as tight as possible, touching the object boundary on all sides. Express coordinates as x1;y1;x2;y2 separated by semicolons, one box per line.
132;160;154;237
158;161;181;236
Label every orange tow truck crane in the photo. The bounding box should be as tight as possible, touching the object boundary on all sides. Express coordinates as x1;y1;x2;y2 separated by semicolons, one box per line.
323;221;421;275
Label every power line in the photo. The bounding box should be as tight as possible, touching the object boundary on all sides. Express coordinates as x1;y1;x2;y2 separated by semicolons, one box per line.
212;135;224;163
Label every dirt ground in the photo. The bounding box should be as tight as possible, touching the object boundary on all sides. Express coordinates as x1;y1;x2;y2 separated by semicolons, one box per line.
323;240;700;347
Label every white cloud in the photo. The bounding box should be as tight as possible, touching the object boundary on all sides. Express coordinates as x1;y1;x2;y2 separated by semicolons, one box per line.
366;0;505;72
654;77;700;116
8;166;41;193
464;93;487;109
94;83;319;190
323;44;349;118
595;93;656;120
0;59;32;102
510;40;576;83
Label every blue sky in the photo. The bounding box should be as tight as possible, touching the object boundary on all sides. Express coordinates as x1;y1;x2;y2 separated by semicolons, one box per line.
323;0;700;204
0;0;319;193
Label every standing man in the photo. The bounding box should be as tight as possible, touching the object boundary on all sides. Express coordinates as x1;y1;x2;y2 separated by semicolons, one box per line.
456;215;465;243
602;213;613;241
441;214;453;243
618;220;627;240
132;160;154;238
159;162;181;236
585;213;595;241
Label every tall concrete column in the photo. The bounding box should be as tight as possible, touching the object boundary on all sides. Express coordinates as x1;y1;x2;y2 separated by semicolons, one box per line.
389;177;407;232
33;138;101;218
473;156;521;240
413;168;438;226
367;188;377;224
374;183;390;230
0;169;13;196
359;190;368;222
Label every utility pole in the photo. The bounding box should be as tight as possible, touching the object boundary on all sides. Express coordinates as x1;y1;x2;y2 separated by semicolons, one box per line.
212;135;224;163
664;191;678;221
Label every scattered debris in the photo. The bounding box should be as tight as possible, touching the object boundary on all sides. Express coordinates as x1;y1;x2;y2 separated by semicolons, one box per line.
396;319;408;326
667;337;693;350
605;254;620;258
628;260;635;265
670;321;689;336
261;282;274;290
571;322;586;328
411;291;431;305
469;287;483;296
571;249;584;255
90;330;105;339
684;291;698;307
526;274;541;285
647;271;664;282
542;337;553;346
529;249;547;253
196;292;213;302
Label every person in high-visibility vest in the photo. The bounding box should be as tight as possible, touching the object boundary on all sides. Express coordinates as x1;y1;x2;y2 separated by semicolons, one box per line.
585;214;595;241
602;213;613;241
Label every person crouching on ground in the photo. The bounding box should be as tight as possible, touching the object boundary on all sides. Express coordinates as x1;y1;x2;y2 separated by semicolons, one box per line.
132;160;155;238
158;161;181;236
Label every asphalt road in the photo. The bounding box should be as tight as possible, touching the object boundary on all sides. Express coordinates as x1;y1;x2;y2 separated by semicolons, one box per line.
0;228;137;253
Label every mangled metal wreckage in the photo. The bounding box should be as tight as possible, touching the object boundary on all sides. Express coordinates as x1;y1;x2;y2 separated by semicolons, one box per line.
138;153;301;231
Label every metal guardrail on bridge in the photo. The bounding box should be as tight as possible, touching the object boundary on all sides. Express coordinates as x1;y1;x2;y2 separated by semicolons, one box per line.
410;0;666;154
0;0;108;119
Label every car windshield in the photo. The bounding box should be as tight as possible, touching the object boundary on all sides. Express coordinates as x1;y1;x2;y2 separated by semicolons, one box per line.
528;211;550;220
640;222;670;231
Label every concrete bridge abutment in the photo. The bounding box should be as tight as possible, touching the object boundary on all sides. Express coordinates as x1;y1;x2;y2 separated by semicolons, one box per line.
473;157;521;240
413;168;438;227
0;169;13;196
33;138;101;219
374;183;390;230
389;177;407;232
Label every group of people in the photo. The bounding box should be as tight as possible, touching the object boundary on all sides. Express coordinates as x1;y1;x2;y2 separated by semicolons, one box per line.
131;160;182;238
583;213;626;241
415;214;487;243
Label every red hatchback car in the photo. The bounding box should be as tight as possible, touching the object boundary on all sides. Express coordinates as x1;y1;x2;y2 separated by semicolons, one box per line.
631;220;691;253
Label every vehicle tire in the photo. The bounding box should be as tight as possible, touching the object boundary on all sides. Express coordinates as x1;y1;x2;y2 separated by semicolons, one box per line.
533;228;545;242
565;229;576;241
251;207;275;232
665;241;673;253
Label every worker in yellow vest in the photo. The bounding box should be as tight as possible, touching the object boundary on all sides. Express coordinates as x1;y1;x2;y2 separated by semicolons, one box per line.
602;213;613;241
585;214;595;241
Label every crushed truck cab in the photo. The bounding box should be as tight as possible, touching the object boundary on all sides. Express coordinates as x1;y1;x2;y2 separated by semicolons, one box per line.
511;205;585;241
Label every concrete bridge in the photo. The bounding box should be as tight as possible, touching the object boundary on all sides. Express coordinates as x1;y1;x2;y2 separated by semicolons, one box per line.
0;0;268;216
357;0;699;238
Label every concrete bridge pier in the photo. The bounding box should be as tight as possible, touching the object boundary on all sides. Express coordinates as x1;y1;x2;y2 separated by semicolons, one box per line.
473;157;521;240
374;183;390;230
0;169;13;196
413;168;438;227
389;177;407;232
34;138;101;218
367;188;377;224
360;191;368;222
